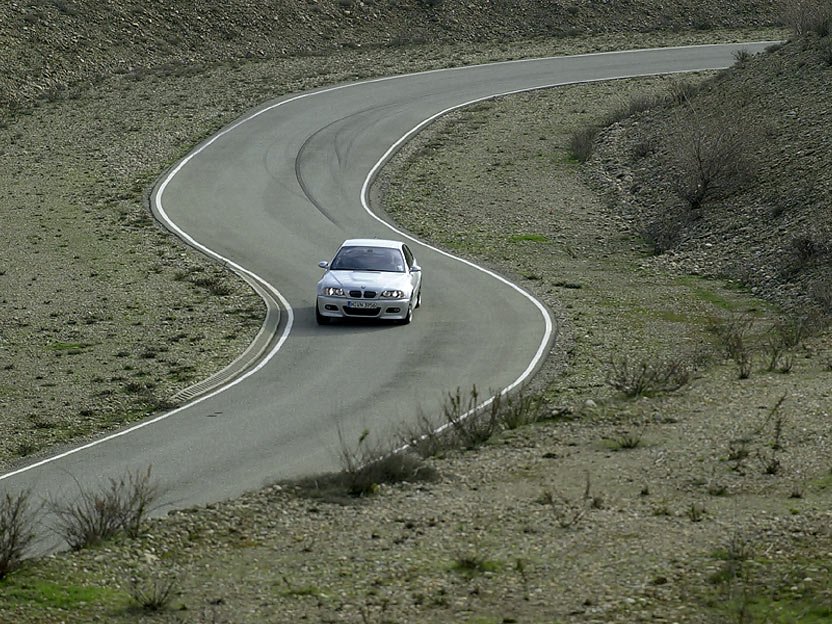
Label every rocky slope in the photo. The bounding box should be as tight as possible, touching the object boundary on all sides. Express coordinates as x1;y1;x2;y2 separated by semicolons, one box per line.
590;32;832;319
1;0;780;115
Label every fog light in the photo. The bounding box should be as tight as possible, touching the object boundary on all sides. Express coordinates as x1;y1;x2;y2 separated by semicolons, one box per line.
325;304;338;311
387;307;401;313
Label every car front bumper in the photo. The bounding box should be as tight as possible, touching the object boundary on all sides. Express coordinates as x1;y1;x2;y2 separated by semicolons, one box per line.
316;296;410;321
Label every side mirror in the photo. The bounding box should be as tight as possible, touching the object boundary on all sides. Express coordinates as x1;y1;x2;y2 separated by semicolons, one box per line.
410;264;421;272
318;261;329;269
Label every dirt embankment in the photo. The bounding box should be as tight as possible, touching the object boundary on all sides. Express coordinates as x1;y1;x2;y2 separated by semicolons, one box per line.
1;0;779;115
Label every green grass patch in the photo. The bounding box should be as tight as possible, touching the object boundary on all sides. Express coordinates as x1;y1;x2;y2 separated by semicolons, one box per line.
718;594;832;623
0;576;123;611
675;275;767;314
450;555;502;578
808;472;832;493
282;584;322;598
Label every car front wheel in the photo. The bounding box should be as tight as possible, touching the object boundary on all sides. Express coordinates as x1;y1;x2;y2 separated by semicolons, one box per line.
396;303;413;325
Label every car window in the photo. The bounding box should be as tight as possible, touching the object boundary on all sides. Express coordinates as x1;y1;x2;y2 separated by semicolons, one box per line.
330;246;405;272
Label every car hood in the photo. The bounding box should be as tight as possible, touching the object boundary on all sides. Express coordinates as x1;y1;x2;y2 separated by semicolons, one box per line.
319;270;412;292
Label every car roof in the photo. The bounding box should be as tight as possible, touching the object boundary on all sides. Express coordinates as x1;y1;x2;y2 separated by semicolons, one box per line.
339;238;403;250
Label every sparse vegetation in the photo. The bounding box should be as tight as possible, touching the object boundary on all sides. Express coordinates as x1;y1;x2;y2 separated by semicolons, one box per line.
289;429;438;502
709;314;756;379
48;466;160;549
451;550;501;577
125;566;179;612
568;126;600;162
0;490;38;580
667;101;757;211
604;353;693;397
781;0;832;36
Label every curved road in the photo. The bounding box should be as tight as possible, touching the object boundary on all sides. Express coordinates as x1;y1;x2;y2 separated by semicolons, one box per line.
2;42;773;550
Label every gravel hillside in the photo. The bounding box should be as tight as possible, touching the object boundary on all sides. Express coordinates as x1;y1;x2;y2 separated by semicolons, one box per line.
1;0;780;116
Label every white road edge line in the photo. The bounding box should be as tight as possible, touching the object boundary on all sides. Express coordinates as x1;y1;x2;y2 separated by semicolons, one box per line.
1;42;775;481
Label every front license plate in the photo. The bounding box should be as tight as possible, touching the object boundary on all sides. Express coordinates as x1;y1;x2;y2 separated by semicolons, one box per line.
347;301;377;309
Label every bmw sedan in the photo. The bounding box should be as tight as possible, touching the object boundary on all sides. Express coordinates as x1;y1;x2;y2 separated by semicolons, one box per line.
316;239;422;325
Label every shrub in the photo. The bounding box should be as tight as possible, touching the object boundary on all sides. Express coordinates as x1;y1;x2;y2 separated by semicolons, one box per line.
610;427;645;450
568;126;599;163
49;466;160;549
290;429;438;502
710;533;753;585
601;92;664;127
343;451;437;497
493;391;543;430
126;566;179;611
763;320;809;372
451;551;500;577
604;353;693;397
635;203;698;253
708;314;755;379
667;102;756;211
398;413;452;459
191;274;233;296
401;387;544;458
789;234;828;268
0;490;38;579
809;275;832;314
433;386;500;450
781;0;832;36
667;80;700;105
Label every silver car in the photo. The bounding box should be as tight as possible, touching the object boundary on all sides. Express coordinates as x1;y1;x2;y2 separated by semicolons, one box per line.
316;238;422;325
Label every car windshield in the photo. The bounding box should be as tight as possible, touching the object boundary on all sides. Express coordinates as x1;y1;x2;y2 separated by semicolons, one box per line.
330;246;405;272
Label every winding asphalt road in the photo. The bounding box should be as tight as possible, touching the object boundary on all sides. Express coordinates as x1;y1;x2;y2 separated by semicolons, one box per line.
1;42;774;551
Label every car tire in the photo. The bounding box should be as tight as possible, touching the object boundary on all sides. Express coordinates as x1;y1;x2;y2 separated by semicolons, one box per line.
315;305;330;325
396;303;413;325
415;288;422;309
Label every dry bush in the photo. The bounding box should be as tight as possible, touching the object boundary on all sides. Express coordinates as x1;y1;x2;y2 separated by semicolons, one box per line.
568;126;599;162
439;386;502;449
0;489;39;579
635;203;699;253
762;317;814;372
49;466;161;550
126;566;180;612
781;0;832;36
494;391;544;430
667;102;757;211
398;412;453;459
402;387;543;458
343;451;437;497
290;429;438;502
809;274;832;315
604;353;694;397
600;92;665;126
708;314;755;379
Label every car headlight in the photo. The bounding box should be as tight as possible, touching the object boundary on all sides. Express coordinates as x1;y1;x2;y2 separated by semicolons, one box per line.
381;289;405;299
323;287;346;297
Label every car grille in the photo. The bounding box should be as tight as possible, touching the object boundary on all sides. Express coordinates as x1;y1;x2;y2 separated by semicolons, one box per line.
349;290;377;298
